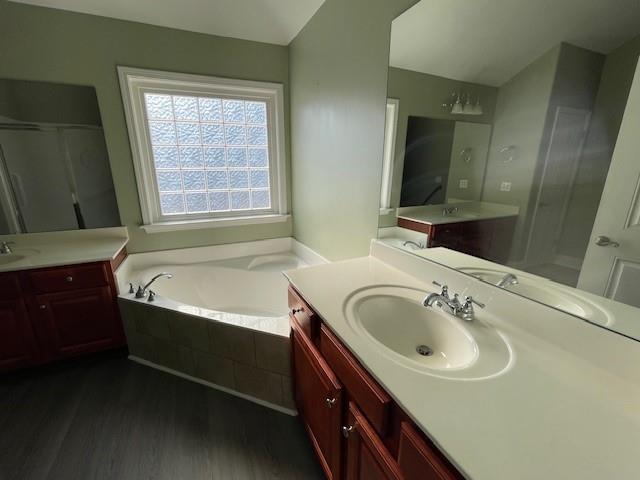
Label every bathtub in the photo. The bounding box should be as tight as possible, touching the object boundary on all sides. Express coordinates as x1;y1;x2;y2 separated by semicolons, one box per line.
115;237;326;413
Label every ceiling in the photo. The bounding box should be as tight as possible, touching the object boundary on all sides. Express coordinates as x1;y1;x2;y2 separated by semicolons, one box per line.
390;0;640;86
9;0;325;45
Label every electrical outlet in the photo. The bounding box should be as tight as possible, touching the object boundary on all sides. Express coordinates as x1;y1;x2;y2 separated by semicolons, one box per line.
459;179;468;189
500;181;512;192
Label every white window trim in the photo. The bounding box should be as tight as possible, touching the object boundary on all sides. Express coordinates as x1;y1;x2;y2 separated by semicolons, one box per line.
380;98;399;212
117;66;288;232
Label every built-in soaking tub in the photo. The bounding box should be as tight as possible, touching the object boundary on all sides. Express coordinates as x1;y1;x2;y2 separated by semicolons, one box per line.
115;238;326;414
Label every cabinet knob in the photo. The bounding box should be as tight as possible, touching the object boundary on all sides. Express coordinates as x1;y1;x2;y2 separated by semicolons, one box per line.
342;425;354;438
65;276;73;282
292;307;304;315
325;397;337;409
39;305;46;309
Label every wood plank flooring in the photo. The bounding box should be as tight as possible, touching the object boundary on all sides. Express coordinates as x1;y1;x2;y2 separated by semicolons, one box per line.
0;353;323;480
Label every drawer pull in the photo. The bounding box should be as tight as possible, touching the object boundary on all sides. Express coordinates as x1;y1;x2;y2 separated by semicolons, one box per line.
292;307;304;315
65;276;73;282
39;305;46;309
342;424;355;438
325;396;337;408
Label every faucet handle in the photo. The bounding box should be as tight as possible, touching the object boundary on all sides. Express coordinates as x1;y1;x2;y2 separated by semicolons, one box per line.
431;281;450;298
464;296;485;309
147;290;156;302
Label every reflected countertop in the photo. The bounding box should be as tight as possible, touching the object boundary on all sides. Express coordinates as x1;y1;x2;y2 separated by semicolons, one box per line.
0;226;128;272
397;201;519;225
284;240;640;480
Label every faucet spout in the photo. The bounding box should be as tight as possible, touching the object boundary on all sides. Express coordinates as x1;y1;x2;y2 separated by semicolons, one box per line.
496;273;518;288
135;272;172;298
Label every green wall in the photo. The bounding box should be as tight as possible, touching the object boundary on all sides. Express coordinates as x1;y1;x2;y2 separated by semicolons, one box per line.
0;1;291;252
384;67;497;223
558;35;640;258
289;0;418;260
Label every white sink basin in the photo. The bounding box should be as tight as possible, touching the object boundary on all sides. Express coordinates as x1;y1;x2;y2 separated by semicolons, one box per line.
343;286;513;380
0;253;26;265
459;268;611;326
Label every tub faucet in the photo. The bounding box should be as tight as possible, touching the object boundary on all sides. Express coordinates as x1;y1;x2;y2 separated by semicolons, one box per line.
496;273;518;288
0;241;14;254
402;240;425;249
135;272;172;298
423;283;483;322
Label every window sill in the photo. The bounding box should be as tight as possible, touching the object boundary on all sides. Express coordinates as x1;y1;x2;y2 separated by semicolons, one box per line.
140;214;291;233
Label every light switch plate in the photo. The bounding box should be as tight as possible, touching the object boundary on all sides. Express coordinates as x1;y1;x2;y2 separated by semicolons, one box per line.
500;181;512;192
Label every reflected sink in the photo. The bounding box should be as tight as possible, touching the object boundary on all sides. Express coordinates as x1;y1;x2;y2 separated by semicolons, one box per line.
459;268;611;326
343;286;513;380
0;254;26;265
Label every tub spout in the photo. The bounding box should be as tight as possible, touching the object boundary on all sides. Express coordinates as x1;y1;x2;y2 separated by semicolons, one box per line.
135;272;173;298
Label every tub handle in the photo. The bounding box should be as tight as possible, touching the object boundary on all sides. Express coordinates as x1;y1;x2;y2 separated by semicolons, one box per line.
292;307;304;315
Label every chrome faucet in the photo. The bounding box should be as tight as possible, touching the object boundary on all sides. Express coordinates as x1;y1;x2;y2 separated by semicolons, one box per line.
423;283;483;321
0;241;14;254
496;273;518;288
135;272;172;298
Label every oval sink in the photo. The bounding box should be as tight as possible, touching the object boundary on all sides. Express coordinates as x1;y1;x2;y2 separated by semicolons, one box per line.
343;286;513;380
459;268;611;326
0;254;26;265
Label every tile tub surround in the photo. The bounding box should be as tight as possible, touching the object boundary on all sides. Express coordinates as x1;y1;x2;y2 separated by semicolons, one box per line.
119;299;296;413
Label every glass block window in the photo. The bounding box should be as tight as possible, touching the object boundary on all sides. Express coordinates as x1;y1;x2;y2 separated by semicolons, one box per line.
145;93;271;215
119;67;286;227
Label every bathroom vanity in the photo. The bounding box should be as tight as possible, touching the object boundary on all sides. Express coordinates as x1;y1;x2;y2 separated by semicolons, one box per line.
396;203;518;264
285;241;640;480
0;228;128;372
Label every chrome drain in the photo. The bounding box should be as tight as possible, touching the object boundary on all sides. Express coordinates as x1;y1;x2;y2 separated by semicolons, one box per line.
416;345;433;356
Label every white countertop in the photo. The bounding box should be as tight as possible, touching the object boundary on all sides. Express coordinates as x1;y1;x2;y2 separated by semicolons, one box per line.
397;201;519;226
284;241;640;480
0;226;129;272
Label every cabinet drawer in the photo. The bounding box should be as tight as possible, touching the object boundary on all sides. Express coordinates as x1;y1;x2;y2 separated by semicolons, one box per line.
288;285;319;342
320;323;391;437
27;263;109;294
398;422;462;480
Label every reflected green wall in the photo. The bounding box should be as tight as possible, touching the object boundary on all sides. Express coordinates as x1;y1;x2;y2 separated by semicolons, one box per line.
0;1;291;252
289;0;418;260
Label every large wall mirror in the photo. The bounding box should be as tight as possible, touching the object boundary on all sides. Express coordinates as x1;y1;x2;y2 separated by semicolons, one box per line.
379;0;640;341
0;79;120;234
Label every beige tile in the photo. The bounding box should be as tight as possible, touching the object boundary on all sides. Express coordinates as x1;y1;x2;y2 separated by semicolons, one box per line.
233;363;283;406
133;304;170;340
127;333;156;363
153;338;181;371
281;376;296;411
167;311;209;351
255;333;291;376
208;322;256;366
117;300;138;340
193;350;235;389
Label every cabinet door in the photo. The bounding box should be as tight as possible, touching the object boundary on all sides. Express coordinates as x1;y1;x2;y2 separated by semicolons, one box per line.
398;422;462;480
36;286;123;359
345;402;404;480
0;298;40;371
291;320;343;480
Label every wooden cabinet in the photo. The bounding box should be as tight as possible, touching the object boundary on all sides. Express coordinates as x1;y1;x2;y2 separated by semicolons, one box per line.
397;216;517;264
0;297;40;371
0;254;126;373
290;285;463;480
291;315;343;480
345;402;403;480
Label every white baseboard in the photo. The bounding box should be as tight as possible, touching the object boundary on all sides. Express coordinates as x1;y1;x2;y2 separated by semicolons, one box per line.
129;355;298;417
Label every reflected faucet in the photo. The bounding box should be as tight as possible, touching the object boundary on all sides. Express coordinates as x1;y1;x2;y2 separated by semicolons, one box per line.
0;241;14;254
496;273;518;288
135;272;173;298
402;240;425;250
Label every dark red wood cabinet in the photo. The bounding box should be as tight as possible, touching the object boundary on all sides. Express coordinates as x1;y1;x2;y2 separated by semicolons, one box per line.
397;216;517;264
0;254;126;373
289;286;463;480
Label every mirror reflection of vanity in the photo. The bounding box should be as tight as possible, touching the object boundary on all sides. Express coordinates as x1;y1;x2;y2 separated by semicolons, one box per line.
379;0;640;341
0;79;120;234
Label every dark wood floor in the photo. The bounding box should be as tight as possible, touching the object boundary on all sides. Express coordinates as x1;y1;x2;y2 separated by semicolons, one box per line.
0;353;323;480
